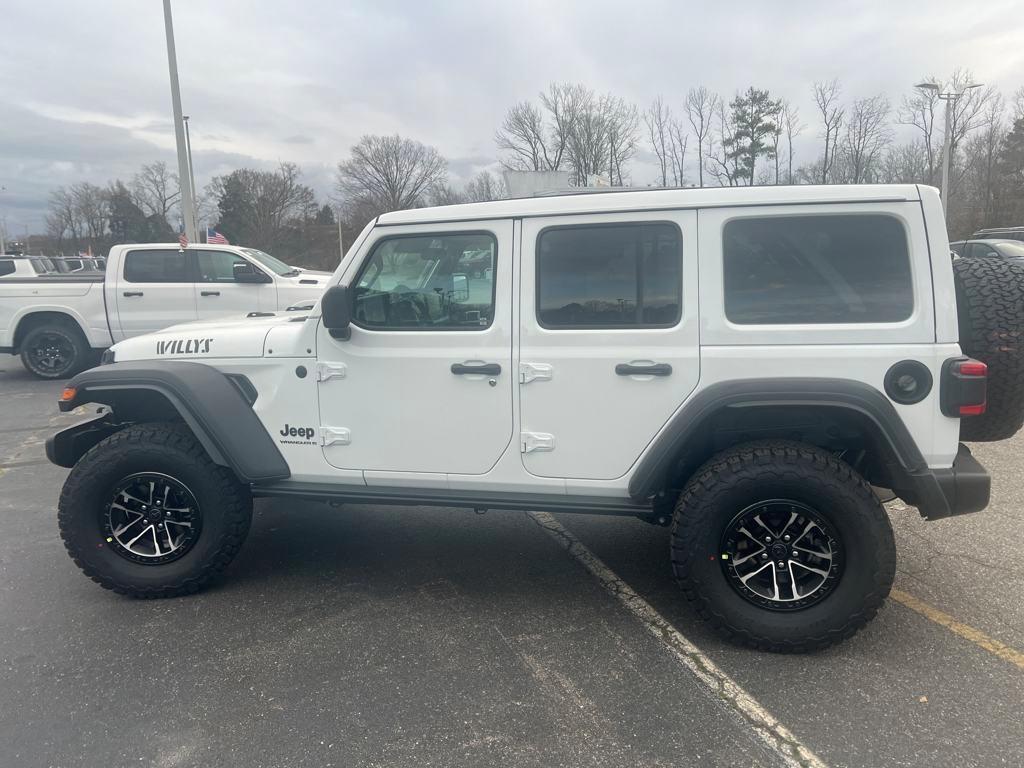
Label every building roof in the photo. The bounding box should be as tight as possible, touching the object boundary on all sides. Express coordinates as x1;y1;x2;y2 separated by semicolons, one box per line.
377;184;926;226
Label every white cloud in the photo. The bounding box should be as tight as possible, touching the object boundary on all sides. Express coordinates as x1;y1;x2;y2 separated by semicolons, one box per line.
1;0;1023;232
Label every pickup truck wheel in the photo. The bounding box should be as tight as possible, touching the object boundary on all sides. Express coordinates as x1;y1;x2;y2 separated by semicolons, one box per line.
670;440;896;653
58;423;252;598
20;323;89;380
952;257;1024;442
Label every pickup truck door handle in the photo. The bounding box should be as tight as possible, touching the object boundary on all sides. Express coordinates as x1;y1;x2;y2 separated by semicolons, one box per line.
451;362;502;376
122;291;144;297
201;290;220;297
615;362;673;377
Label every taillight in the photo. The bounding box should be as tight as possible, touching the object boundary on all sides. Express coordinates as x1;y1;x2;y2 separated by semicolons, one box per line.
940;357;987;417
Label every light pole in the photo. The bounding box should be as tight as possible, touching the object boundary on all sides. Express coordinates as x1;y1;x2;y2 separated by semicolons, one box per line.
183;115;199;239
913;80;983;220
163;0;198;243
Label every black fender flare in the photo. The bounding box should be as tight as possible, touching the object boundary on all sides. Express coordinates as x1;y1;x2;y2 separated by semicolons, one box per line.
51;361;290;484
627;377;952;518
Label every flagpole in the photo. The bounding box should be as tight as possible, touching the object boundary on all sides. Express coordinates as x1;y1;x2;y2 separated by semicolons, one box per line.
163;0;198;244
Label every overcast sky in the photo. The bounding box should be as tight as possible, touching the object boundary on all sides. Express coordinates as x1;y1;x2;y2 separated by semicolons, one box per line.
2;0;1023;236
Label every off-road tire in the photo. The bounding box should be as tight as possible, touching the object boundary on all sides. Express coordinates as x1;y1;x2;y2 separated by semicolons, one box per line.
58;423;252;598
20;322;90;380
670;440;896;653
952;257;1024;442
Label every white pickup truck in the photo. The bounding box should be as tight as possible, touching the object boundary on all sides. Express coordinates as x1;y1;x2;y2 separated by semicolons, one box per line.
0;243;329;378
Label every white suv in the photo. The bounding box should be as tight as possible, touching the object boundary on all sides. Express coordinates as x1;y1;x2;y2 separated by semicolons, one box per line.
47;184;1024;652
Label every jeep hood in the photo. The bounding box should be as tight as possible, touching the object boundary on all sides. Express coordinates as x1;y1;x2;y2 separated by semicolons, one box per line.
110;312;305;362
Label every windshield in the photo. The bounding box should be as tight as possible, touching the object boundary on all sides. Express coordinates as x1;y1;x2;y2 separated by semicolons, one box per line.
995;241;1024;258
241;247;298;276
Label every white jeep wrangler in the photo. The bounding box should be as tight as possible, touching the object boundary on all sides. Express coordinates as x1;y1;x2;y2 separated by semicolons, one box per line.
47;185;1024;652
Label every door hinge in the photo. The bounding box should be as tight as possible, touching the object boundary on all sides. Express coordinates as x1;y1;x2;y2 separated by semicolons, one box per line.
521;432;555;453
320;427;351;447
519;362;553;384
316;362;347;382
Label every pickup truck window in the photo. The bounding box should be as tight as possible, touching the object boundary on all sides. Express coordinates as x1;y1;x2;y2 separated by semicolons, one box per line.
723;214;913;325
536;222;682;329
353;232;497;330
241;248;297;276
197;250;259;282
124;249;191;283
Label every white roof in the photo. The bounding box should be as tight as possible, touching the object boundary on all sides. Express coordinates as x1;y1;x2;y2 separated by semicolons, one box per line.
377;184;925;226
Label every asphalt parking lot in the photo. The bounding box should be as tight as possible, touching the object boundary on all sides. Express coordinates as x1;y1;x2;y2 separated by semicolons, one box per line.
1;359;1022;768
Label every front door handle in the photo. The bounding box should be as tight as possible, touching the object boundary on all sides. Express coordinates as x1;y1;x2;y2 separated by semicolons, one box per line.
123;291;144;297
201;290;220;296
451;362;502;376
615;362;672;377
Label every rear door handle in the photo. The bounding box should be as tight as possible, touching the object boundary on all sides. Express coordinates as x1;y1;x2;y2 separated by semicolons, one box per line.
122;291;144;297
451;362;502;376
615;362;672;377
201;290;220;297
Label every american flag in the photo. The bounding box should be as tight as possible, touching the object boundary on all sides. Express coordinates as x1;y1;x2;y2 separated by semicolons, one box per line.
178;230;189;249
207;228;229;245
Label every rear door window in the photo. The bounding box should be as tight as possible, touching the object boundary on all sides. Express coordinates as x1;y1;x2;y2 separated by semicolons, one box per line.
536;222;681;328
124;249;192;283
723;214;913;324
0;260;14;277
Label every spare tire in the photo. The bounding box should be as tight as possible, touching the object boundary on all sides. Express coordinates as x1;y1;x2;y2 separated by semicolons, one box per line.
952;257;1024;441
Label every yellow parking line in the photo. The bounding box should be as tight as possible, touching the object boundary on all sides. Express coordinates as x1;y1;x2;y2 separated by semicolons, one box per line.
890;589;1024;671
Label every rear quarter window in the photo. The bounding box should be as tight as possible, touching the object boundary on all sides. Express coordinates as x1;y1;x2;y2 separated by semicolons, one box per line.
0;260;14;277
723;214;913;325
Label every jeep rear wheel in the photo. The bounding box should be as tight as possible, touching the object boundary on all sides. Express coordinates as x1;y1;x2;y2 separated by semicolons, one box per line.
952;257;1024;442
670;441;896;652
58;423;252;598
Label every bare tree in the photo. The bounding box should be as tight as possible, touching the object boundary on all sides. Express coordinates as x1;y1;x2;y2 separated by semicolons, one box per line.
959;95;1006;229
667;119;688;186
429;183;466;206
1013;86;1024;123
841;94;892;183
782;102;804;184
903;69;997;195
604;95;640;186
495;101;558;172
131;161;180;224
900;78;941;183
685;87;718;187
814;79;845;183
336;134;447;214
644;96;672;186
464;170;506;202
879;141;930;184
706;96;740;187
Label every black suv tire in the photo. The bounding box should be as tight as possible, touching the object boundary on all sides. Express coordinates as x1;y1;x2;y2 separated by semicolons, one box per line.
952;256;1024;442
20;322;91;380
58;423;252;598
670;441;896;652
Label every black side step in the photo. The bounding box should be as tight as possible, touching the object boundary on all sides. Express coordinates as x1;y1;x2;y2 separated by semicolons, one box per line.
253;482;651;517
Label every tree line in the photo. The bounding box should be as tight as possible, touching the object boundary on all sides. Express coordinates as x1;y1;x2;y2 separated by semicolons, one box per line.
39;68;1024;267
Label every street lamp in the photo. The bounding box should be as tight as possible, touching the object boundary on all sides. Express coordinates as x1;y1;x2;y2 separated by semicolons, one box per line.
914;80;983;219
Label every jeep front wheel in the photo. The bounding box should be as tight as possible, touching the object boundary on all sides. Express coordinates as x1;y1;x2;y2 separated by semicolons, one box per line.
670;440;896;652
58;423;253;597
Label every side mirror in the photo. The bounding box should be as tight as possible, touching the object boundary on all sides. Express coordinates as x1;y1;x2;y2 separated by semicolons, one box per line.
321;285;352;339
233;261;269;283
451;273;469;303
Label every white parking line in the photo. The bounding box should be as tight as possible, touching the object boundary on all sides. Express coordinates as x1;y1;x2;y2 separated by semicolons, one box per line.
527;511;827;768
